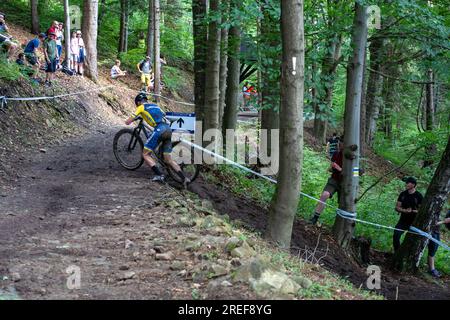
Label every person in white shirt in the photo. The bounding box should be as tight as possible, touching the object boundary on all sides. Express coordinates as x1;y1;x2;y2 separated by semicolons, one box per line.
55;22;64;67
76;30;85;76
69;31;79;72
111;59;126;79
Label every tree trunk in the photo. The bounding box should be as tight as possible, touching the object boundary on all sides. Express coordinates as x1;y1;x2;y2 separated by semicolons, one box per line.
218;22;229;129
423;69;436;168
81;0;99;82
360;51;367;160
166;0;182;28
222;22;241;134
118;0;129;53
192;0;208;126
146;0;154;58
31;0;40;34
63;0;71;64
203;0;221;132
365;37;384;147
332;2;368;249
393;135;450;272
154;0;161;100
266;0;304;249
98;0;107;26
260;2;281;157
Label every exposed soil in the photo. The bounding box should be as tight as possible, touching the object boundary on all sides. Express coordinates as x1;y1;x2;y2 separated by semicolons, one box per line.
0;127;258;300
189;177;450;300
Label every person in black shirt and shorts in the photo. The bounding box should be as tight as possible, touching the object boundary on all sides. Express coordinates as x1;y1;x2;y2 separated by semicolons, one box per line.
393;177;423;252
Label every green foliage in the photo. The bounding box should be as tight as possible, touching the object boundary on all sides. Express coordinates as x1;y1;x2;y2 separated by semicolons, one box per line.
0;55;23;81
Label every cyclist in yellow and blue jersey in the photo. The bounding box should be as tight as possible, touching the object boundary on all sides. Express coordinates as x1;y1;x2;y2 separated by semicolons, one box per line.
125;93;190;186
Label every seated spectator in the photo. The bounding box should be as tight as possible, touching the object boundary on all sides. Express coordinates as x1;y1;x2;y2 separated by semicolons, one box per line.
111;59;126;79
0;14;17;61
0;13;9;33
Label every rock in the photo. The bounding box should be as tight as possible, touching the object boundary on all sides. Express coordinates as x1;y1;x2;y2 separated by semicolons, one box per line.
155;252;175;261
170;261;186;271
11;272;21;282
250;270;300;298
293;276;312;289
125;239;134;249
119;265;130;271
184;240;202;252
119;271;136;281
230;241;256;259
39;148;47;153
225;237;242;253
234;256;270;282
208;264;229;278
230;258;242;267
153;246;165;253
201;199;214;210
177;270;187;277
221;280;232;287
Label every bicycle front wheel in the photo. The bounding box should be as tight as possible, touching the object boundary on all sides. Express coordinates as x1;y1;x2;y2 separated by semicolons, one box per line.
113;128;144;170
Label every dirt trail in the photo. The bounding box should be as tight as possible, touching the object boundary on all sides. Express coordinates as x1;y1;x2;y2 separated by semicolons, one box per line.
0;127;255;300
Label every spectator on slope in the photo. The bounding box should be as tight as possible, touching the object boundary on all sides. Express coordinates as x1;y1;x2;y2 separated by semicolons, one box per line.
326;133;340;159
0;13;9;33
0;14;17;62
309;137;344;225
427;208;450;278
43;32;59;86
137;56;153;93
55;22;64;67
69;31;79;73
24;33;46;78
47;21;59;37
76;30;85;76
111;59;126;79
393;177;423;252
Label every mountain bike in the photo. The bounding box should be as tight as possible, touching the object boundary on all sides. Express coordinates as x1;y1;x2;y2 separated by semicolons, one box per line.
113;117;200;184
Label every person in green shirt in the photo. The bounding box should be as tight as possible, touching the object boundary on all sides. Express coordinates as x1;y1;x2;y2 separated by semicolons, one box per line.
44;32;59;86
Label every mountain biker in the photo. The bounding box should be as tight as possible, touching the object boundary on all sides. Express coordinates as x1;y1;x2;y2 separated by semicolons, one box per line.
125;93;190;187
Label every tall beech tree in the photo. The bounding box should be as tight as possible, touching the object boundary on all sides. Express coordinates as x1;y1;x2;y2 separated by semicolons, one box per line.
30;0;39;34
266;0;304;249
81;0;99;82
332;2;368;248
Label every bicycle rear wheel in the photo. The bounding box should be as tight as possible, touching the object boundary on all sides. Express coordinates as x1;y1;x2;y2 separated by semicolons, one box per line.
164;141;200;183
113;128;144;170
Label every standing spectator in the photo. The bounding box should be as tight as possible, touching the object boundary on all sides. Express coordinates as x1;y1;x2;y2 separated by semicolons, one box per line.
427;209;450;278
55;22;64;67
76;30;85;76
69;31;79;73
47;21;58;37
43;32;59;86
326;133;340;159
310;138;344;225
136;56;153;92
24;33;46;77
111;59;126;79
393;177;423;252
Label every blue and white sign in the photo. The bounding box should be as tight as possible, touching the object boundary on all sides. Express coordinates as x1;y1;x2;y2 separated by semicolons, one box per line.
166;112;196;133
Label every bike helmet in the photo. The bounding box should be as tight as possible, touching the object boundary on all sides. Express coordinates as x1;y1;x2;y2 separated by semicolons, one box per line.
134;93;148;106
